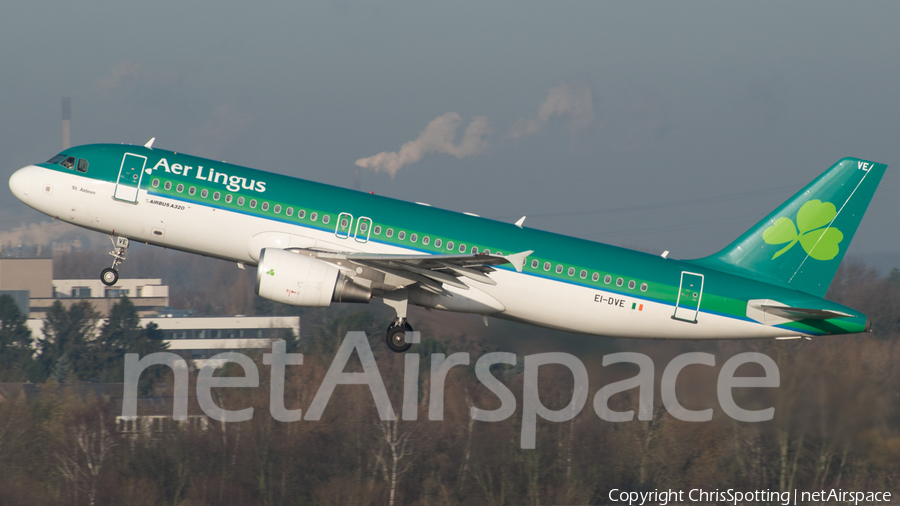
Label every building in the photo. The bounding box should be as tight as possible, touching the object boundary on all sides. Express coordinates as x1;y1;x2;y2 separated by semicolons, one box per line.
142;314;300;368
0;258;169;318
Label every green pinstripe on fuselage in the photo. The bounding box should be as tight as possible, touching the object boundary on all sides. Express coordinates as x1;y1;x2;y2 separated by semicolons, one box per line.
37;144;869;337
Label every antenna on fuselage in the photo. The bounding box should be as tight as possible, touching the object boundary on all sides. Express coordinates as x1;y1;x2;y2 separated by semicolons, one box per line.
144;137;156;149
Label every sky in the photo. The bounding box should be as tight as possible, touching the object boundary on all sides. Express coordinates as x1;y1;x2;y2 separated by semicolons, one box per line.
2;1;899;267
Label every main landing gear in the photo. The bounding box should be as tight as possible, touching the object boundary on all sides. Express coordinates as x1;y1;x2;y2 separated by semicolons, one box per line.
101;236;129;286
383;289;419;353
386;319;414;353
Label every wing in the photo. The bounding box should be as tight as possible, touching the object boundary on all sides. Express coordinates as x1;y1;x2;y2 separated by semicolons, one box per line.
294;248;533;294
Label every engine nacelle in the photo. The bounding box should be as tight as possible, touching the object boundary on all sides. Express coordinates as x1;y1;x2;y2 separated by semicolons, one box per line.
256;248;370;307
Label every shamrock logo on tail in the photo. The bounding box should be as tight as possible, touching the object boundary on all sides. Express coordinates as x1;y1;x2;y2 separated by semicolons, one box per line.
762;200;844;260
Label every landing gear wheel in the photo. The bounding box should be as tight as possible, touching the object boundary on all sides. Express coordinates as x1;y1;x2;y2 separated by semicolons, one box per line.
386;322;413;353
101;268;119;286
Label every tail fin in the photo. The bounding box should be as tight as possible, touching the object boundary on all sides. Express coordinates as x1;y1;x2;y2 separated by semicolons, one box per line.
689;158;886;297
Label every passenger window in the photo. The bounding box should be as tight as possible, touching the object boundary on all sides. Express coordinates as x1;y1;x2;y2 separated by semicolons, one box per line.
398;231;406;240
189;186;196;195
164;181;172;190
152;179;160;188
60;157;76;169
435;239;442;248
568;267;575;276
410;233;417;243
543;262;551;271
274;205;281;214
249;199;257;208
237;196;244;205
176;184;184;193
447;241;454;250
374;225;381;234
323;215;330;224
286;207;293;216
262;202;269;211
459;244;466;253
471;247;478;254
580;270;587;279
310;212;318;221
298;210;306;219
593;273;600;282
628;280;636;289
225;194;232;203
213;191;220;201
76;159;89;173
641;283;648;292
616;278;624;287
604;275;611;284
556;265;563;274
201;189;209;198
532;260;539;269
387;228;393;238
422;236;429;245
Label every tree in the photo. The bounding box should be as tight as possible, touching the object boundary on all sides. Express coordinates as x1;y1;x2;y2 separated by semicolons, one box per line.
0;294;33;381
92;297;168;391
35;300;100;383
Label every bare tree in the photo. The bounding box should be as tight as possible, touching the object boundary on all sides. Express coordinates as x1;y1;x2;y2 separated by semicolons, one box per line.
55;408;117;506
376;415;415;506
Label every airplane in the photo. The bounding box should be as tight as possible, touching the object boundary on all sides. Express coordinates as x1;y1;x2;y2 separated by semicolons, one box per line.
8;140;887;352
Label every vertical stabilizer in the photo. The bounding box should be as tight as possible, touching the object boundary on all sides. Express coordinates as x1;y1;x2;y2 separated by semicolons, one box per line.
689;158;886;297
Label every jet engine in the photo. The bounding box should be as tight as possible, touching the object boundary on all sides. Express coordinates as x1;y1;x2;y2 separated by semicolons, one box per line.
256;248;370;306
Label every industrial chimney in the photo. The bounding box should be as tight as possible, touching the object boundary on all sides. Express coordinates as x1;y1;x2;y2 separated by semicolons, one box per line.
62;97;71;149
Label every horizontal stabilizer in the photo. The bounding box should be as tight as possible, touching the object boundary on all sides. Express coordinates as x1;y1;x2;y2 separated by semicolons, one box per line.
757;305;853;320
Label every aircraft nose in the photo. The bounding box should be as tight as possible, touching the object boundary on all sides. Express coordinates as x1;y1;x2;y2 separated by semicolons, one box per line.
9;165;35;203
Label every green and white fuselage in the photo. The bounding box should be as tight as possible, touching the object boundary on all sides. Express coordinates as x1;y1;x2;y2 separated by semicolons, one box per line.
9;143;886;345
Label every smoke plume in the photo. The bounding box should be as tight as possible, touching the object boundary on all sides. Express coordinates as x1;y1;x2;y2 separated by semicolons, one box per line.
509;83;594;139
355;113;491;177
0;221;87;249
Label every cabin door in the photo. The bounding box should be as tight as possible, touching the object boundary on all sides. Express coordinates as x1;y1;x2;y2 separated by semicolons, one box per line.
114;153;147;203
673;271;704;323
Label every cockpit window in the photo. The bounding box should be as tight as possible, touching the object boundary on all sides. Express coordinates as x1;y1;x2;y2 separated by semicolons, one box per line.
76;159;88;173
47;155;66;164
60;156;76;169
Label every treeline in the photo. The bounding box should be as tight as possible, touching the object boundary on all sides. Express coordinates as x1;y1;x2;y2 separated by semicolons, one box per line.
0;262;897;505
0;296;167;388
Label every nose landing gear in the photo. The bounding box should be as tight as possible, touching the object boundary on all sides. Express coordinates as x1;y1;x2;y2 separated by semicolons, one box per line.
101;236;129;286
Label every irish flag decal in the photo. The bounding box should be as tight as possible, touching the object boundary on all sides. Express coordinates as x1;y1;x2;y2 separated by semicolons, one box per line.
632;303;644;311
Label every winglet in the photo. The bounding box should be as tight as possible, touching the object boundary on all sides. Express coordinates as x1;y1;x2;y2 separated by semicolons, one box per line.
503;250;533;273
515;216;526;228
144;137;156;149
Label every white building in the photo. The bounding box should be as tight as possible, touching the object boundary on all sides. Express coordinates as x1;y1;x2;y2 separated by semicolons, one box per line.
144;315;300;368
